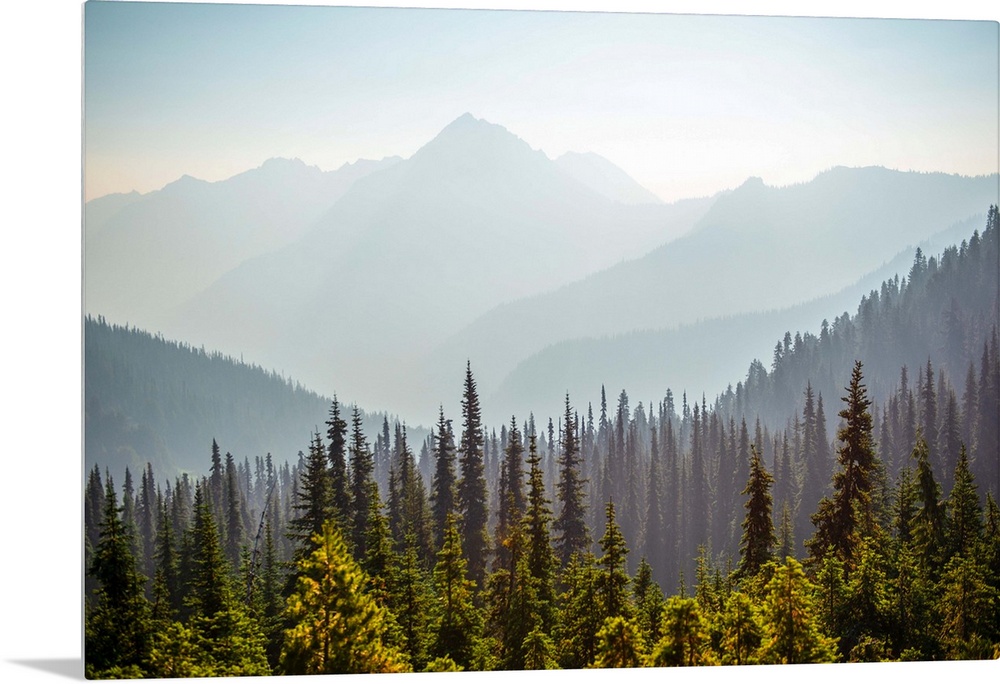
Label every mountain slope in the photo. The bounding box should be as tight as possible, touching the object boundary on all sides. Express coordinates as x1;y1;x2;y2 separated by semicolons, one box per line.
431;167;999;407
166;114;712;422
554;151;663;205
84;316;417;479
485;214;986;423
84;155;401;331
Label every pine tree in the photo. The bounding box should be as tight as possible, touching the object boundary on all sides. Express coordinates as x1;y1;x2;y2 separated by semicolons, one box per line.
391;532;433;670
326;397;351;529
597;499;631;621
592;615;645;668
808;361;879;565
349;407;375;559
718;591;763;665
911;432;945;573
86;476;152;678
288;433;332;562
632;557;664;650
431;513;481;668
650;596;715;666
185;483;270;676
554;552;601;669
522;432;556;632
457;362;490;587
224;451;244;569
946;444;983;560
758;559;838;664
280;521;408;674
430;406;457;550
554;394;588;567
738;445;776;577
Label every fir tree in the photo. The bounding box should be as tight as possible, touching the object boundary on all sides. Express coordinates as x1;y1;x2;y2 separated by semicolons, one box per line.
86;476;152;678
457;362;490;587
430;406;457;549
431;512;481;668
349;407;375;558
758;559;838;664
554;394;589;567
280;521;408;674
325;397;351;529
808;361;879;565
946;444;983;559
592;615;645;668
737;445;776;577
597;499;631;621
288;433;332;562
650;596;715;666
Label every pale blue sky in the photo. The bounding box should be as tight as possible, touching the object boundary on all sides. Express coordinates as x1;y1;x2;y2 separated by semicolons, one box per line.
84;2;998;201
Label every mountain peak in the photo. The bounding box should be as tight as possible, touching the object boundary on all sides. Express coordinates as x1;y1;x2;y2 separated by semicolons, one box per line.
410;113;542;172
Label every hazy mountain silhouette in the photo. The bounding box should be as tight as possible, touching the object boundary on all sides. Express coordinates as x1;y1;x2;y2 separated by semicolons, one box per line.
166;114;711;421
484;214;986;423
84;155;401;332
555;151;663;205
84;315;419;478
427;167;998;417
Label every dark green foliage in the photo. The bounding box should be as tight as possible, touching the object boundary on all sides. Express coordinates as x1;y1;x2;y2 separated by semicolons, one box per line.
287;433;331;562
808;361;879;565
457;362;490;587
911;432;945;572
947;445;983;559
349;407;375;559
554;553;602;669
86;476;153;678
554;395;589;568
325;398;351;529
430;406;458;550
738;445;776;577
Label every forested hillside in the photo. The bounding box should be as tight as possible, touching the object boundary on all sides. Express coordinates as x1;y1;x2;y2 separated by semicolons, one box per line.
84;208;1000;677
84;316;417;477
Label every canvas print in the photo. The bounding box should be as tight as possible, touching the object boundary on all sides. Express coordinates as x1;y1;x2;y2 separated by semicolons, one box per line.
83;1;1000;678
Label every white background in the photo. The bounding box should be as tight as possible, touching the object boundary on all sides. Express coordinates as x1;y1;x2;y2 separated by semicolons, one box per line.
1;1;997;683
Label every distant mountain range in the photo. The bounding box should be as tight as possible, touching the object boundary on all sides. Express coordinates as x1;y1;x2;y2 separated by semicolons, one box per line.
85;155;402;330
84;113;999;427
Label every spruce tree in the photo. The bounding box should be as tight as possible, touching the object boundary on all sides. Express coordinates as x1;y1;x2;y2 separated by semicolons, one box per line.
430;406;457;550
522;432;556;632
288;433;332;562
808;361;879;565
554;394;588;567
325;397;351;529
592;615;645;668
431;513;481;668
349;407;375;559
946;444;983;559
738;445;776;577
280;521;408;674
457;362;489;587
597;499;631;621
758;559;838;664
86;476;152;678
650;596;715;666
911;432;945;573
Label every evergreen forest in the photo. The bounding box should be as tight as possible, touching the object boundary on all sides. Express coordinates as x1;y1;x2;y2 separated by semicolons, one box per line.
84;207;1000;677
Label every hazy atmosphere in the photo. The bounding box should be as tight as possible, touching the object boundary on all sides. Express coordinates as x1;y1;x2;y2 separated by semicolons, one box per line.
85;4;997;202
78;2;1000;678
